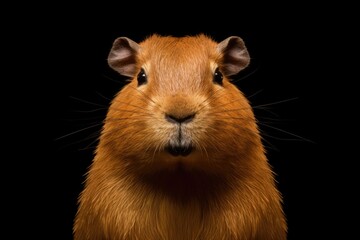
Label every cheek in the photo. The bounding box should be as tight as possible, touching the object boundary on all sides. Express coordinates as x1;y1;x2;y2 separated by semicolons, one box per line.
199;95;257;154
101;91;161;152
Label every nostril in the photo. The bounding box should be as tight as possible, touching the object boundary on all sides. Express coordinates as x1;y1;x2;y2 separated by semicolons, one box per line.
165;113;195;124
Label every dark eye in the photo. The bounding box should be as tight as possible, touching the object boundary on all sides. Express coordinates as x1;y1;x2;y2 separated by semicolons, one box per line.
137;68;147;86
213;68;223;85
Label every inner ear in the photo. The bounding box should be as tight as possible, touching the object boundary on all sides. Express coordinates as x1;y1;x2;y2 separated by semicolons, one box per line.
217;36;250;76
107;37;140;77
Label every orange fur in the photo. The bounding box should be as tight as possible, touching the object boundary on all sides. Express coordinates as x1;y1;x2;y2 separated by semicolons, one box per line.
73;34;287;239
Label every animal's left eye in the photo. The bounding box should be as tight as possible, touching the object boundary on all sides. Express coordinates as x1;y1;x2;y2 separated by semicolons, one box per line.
213;68;223;85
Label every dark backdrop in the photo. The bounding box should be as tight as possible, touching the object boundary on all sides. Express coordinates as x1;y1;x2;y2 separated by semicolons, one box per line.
17;5;349;240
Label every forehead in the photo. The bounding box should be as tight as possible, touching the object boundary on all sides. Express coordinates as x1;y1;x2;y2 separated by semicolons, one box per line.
138;35;219;69
136;35;220;93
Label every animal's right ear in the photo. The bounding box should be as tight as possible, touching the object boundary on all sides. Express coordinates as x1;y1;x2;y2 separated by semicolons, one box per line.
108;37;140;77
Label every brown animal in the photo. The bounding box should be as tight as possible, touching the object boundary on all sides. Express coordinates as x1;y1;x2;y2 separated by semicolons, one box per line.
73;34;287;239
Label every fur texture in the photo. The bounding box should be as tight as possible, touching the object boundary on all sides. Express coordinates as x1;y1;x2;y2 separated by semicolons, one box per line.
73;34;287;239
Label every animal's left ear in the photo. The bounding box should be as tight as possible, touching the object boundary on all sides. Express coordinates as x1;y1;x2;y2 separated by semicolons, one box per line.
217;36;250;76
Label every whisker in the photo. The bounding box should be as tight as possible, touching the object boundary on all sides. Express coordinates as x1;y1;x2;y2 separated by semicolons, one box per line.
256;120;287;125
78;145;97;151
246;89;264;99
55;122;104;141
231;66;259;83
107;116;152;121
258;122;314;143
208;97;297;116
259;136;280;152
258;128;302;142
151;140;166;162
127;85;162;108
108;108;151;116
69;96;107;108
196;88;226;113
200;87;224;105
208;98;246;112
60;116;104;122
112;127;152;144
102;74;130;84
209;107;252;115
257;116;294;122
202;144;210;162
58;130;101;150
111;99;153;112
79;134;102;151
254;108;280;117
236;125;280;152
194;139;209;161
212;118;279;152
73;108;108;113
95;91;113;102
102;125;169;138
207;116;255;121
252;97;299;109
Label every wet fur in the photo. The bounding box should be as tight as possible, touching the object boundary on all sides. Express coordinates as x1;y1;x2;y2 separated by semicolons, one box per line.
73;35;287;239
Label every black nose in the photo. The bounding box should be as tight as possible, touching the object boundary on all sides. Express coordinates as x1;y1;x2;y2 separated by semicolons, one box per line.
165;113;195;124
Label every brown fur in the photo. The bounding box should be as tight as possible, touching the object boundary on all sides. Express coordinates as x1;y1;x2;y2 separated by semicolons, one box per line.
73;34;287;239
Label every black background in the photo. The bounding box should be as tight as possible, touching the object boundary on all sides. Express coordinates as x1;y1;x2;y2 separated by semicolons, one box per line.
11;4;353;240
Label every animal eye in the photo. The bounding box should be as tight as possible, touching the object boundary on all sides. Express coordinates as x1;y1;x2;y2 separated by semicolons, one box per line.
137;68;147;86
213;68;223;85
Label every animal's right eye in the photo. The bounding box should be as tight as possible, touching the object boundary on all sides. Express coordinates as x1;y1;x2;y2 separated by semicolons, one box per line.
137;68;147;86
213;68;223;86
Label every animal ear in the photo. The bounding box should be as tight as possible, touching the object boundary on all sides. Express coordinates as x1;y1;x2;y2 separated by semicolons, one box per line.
217;36;250;76
108;37;140;77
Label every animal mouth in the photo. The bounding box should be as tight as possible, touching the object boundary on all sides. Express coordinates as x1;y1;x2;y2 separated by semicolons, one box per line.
165;124;194;157
165;144;193;157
